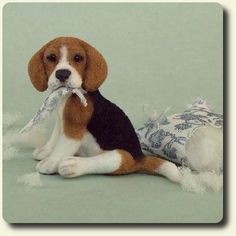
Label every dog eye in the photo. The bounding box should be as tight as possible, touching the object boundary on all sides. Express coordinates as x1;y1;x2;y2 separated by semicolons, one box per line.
46;54;57;62
74;54;84;63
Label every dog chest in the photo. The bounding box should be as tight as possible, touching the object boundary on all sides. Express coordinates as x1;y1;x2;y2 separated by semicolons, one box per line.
58;94;93;139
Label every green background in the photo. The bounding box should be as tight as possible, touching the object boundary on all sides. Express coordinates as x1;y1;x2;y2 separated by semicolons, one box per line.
3;3;223;223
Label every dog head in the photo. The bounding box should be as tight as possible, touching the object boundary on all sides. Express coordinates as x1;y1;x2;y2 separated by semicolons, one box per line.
28;37;107;92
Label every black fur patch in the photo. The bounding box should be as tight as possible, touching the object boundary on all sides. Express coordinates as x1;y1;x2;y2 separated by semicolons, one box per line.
87;90;143;160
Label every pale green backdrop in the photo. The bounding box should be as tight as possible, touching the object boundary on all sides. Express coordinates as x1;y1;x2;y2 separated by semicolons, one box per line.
3;3;223;223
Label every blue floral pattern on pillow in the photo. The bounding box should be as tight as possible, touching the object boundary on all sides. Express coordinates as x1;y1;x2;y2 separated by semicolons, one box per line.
136;99;223;166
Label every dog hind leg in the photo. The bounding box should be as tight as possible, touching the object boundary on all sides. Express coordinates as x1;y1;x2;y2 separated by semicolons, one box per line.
58;150;181;183
58;149;138;178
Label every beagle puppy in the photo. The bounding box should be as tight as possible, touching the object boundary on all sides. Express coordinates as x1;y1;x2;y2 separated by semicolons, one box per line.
28;37;180;182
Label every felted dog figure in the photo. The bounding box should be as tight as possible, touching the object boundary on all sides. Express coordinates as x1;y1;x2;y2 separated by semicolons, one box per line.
29;37;180;182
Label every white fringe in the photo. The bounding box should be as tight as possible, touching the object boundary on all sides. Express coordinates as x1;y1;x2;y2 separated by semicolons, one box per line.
14;125;48;148
3;112;22;129
3;143;19;161
179;167;223;193
3;112;48;161
16;172;42;187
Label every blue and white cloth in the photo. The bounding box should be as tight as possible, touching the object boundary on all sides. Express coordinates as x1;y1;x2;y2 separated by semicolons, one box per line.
20;87;87;134
136;99;223;166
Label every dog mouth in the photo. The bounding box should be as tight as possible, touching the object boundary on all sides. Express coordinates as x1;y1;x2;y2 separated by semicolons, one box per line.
51;83;82;92
48;76;83;92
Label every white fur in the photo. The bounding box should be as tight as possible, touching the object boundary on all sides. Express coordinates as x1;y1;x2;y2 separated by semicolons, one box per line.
77;132;103;157
58;150;122;178
32;45;115;175
32;95;68;163
158;161;181;183
48;46;82;90
185;125;223;172
35;96;81;174
34;91;105;174
36;132;81;174
33;111;60;160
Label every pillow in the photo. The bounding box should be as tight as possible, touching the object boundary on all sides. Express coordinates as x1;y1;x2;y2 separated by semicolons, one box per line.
136;99;223;172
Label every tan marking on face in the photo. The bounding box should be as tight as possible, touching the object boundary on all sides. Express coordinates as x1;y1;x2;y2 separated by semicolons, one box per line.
43;41;86;80
63;94;94;139
43;46;60;77
66;45;86;79
52;37;107;92
28;37;107;92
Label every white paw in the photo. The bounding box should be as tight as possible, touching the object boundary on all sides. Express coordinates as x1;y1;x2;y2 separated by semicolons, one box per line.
58;157;79;178
33;146;53;161
158;161;182;183
36;158;59;174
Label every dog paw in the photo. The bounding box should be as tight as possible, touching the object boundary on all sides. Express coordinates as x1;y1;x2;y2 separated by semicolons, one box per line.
33;146;53;161
36;158;59;174
58;157;79;178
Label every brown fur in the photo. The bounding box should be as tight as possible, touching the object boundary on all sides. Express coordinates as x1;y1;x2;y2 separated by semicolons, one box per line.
28;39;56;91
111;149;140;175
28;37;168;177
111;151;166;175
80;40;108;92
63;94;94;139
140;156;166;174
28;37;107;92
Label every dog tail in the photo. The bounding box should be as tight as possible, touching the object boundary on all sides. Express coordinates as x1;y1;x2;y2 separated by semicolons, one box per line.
139;155;181;183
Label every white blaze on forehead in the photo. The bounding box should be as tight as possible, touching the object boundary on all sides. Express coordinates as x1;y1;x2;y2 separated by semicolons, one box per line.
59;46;68;63
48;44;82;90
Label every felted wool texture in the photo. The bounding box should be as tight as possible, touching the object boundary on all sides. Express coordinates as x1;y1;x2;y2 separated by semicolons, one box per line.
136;99;223;172
20;86;87;134
87;90;143;160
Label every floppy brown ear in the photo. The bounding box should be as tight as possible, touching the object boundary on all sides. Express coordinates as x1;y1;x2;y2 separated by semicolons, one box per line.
81;42;108;92
28;42;51;92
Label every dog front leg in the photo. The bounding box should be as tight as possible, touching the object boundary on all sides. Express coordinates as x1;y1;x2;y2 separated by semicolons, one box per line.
36;133;81;174
33;112;60;160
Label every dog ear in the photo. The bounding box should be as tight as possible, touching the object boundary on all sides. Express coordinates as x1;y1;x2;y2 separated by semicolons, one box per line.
28;41;53;92
81;42;107;92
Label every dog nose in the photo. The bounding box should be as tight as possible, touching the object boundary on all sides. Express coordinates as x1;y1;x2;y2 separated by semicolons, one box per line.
55;69;71;82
